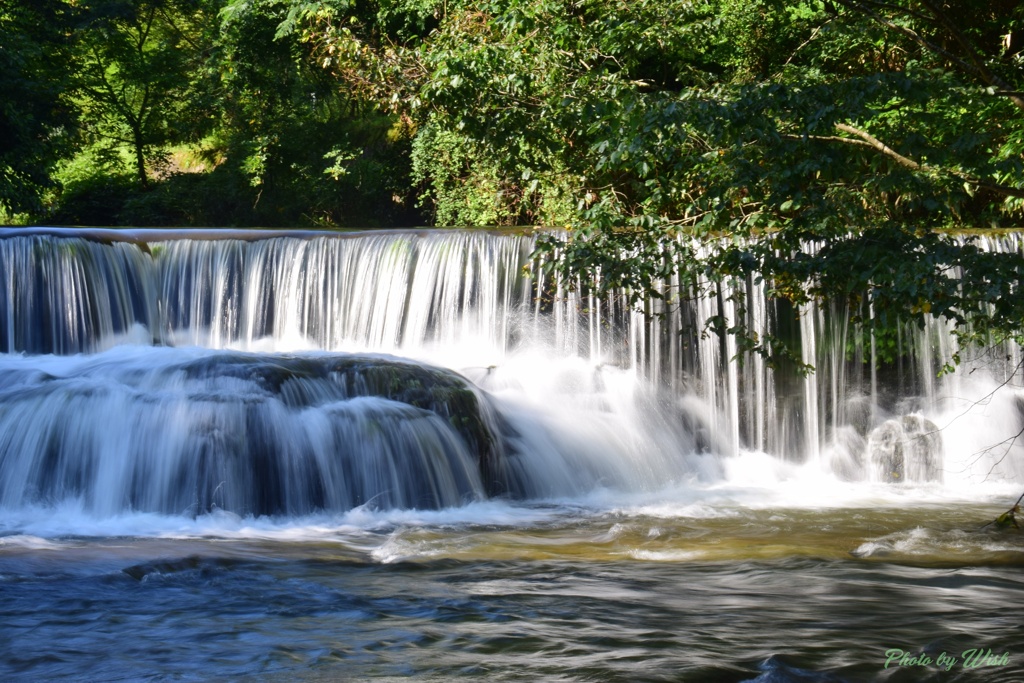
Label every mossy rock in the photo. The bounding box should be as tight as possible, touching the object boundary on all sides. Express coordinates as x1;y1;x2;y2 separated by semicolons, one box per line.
175;352;510;495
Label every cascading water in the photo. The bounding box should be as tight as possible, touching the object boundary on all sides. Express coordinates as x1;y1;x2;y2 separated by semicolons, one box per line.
0;351;502;515
4;227;1024;683
0;228;717;517
0;227;1022;519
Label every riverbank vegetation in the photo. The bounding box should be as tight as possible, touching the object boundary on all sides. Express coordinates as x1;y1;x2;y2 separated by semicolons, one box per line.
2;0;1023;363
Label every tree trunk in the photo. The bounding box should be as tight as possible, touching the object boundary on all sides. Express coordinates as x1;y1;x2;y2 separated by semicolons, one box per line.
133;128;148;189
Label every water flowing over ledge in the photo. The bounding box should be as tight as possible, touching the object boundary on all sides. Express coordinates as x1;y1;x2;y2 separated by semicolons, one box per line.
0;227;1022;522
3;227;1024;683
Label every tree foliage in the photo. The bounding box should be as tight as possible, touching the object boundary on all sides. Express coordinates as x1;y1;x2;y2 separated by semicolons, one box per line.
2;0;1023;365
71;0;217;188
0;0;78;216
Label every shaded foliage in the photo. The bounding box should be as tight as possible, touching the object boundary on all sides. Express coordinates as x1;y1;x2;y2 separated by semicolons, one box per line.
0;0;78;216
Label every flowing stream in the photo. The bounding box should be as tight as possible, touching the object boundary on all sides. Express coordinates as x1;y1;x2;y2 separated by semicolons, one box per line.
1;227;1022;682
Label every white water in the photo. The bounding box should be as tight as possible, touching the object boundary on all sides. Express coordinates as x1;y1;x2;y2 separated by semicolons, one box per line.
1;228;1022;539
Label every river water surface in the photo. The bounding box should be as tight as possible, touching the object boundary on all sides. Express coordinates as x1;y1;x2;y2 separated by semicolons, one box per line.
3;489;1024;682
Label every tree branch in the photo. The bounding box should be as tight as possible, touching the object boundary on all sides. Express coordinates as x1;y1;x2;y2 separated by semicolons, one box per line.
833;122;922;169
833;0;1024;113
785;124;1024;199
780;19;833;71
919;1;1024;112
783;132;878;149
970;181;1024;200
834;1;982;76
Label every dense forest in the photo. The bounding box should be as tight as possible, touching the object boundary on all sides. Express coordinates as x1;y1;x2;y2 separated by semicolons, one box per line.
2;0;1023;362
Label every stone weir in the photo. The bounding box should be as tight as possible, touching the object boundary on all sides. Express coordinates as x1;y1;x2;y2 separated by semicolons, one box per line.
1;227;1022;499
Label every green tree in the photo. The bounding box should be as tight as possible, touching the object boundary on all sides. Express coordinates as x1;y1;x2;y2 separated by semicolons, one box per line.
0;0;78;217
189;0;418;226
71;0;217;189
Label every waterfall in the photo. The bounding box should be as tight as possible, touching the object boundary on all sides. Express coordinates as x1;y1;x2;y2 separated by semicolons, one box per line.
0;227;1022;517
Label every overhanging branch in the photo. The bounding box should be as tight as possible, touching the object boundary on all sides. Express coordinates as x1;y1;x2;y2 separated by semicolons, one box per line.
833;122;921;170
785;123;1024;199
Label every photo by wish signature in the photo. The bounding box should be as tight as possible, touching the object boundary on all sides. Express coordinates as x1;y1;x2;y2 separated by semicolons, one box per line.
885;648;1011;671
